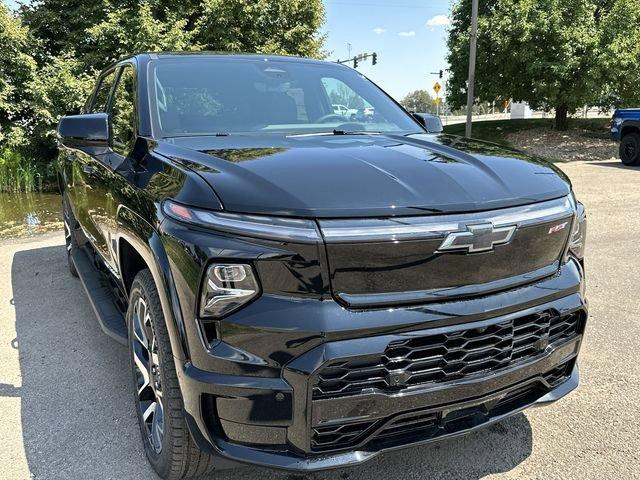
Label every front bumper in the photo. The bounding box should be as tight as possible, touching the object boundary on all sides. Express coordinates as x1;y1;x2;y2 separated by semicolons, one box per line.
175;260;587;472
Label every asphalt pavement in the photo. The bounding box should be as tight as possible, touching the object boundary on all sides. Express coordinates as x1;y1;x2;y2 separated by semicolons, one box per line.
1;160;639;479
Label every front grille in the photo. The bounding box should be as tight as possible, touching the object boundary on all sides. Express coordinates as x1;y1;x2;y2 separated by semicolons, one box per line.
311;359;576;452
543;360;574;387
312;420;378;451
311;379;554;452
313;311;583;400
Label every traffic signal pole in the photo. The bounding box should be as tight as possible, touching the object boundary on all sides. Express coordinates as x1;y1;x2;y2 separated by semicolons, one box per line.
336;52;377;69
465;0;479;138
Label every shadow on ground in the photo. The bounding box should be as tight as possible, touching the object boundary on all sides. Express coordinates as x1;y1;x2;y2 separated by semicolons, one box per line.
586;160;640;171
9;244;533;480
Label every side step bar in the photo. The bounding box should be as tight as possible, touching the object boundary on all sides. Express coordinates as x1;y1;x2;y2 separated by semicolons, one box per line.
70;247;128;345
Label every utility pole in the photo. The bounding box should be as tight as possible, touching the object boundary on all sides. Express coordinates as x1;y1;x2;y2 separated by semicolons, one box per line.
465;0;479;138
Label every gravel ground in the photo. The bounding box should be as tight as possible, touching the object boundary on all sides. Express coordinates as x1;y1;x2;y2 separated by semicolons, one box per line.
506;128;618;162
1;160;639;480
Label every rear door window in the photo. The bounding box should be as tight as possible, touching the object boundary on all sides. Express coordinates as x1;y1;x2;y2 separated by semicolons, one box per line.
90;69;117;113
109;65;137;157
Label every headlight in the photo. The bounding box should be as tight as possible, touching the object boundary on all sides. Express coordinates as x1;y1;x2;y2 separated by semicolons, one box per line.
200;263;260;318
568;201;587;260
163;200;321;243
613;117;624;127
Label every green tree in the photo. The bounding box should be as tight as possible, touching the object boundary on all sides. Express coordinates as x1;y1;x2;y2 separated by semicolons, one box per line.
599;0;640;107
0;5;94;189
447;0;604;130
22;0;327;72
195;0;326;57
85;1;197;70
20;0;108;59
28;53;95;161
0;3;37;146
401;90;436;113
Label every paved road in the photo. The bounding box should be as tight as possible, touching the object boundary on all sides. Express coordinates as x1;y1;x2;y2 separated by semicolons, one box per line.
1;160;639;480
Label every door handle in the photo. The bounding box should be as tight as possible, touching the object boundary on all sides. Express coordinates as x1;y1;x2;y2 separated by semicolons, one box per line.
82;165;96;175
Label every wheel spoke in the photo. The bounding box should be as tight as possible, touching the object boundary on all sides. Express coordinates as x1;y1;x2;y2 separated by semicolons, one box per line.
151;402;164;451
150;338;160;368
143;311;154;348
131;294;164;453
132;298;148;346
142;400;156;422
133;343;150;395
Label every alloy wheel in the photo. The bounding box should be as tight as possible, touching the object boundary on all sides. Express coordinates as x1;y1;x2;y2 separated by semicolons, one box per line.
132;296;165;454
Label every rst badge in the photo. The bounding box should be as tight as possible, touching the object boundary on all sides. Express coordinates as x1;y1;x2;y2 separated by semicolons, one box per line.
548;221;569;234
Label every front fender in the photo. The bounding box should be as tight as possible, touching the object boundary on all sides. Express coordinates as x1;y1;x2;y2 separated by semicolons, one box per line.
116;205;189;361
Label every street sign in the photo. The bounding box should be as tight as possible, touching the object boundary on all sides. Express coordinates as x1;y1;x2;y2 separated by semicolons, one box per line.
433;82;442;94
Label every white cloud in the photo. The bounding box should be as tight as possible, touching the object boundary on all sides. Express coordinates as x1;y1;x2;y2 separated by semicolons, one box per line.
426;15;451;27
398;31;416;37
373;27;386;35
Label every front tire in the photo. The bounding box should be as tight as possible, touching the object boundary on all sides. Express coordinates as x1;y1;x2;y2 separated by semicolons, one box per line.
128;269;215;479
620;132;640;166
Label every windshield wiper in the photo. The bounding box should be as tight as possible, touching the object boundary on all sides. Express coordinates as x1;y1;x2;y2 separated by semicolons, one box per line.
332;130;381;135
162;132;230;139
288;130;382;138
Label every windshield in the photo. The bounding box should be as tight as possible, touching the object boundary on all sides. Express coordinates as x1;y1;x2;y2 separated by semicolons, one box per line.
149;56;421;137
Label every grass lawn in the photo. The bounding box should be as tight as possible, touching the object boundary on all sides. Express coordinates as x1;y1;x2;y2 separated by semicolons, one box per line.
442;117;611;146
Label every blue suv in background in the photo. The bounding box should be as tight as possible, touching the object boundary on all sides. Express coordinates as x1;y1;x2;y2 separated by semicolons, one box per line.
611;109;640;165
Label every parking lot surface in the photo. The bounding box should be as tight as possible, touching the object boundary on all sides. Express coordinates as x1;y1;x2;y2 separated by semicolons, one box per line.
1;160;639;479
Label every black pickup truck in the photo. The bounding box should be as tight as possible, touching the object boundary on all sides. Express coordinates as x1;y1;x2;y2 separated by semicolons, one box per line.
57;53;588;479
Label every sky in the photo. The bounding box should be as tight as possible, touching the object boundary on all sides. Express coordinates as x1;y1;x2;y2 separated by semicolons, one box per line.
5;0;454;101
322;0;454;101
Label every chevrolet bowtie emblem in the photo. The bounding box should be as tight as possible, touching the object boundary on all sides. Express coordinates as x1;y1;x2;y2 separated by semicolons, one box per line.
438;223;516;253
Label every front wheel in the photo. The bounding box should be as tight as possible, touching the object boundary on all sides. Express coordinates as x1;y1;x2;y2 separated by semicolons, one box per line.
128;269;216;479
620;132;640;166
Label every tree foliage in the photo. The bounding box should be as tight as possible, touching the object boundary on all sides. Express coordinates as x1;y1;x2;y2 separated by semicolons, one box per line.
0;3;37;146
22;0;326;72
0;0;327;190
20;0;107;59
401;90;436;113
84;2;196;69
28;52;95;160
447;0;640;130
196;0;326;57
599;0;640;107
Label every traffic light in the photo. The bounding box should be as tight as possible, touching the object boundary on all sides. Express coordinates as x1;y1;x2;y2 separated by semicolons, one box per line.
372;52;378;65
353;56;358;69
439;69;443;79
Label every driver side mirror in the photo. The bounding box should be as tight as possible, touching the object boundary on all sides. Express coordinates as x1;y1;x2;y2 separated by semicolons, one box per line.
57;113;109;150
412;113;427;128
412;113;443;133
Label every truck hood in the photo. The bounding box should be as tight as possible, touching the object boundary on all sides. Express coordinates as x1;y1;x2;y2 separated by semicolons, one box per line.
156;133;571;218
614;108;640;119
